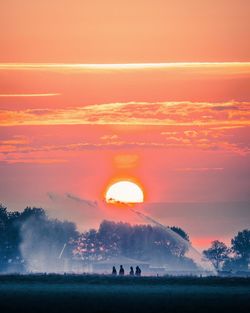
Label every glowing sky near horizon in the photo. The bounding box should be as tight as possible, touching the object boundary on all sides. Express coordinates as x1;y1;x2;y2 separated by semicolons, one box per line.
0;0;250;248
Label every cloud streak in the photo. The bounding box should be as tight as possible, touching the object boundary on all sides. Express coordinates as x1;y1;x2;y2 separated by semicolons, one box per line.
0;93;60;97
0;101;249;127
0;134;249;165
0;62;250;73
0;100;249;164
175;167;224;172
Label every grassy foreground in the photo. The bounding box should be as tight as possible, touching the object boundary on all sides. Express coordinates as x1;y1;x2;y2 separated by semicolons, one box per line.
0;274;249;313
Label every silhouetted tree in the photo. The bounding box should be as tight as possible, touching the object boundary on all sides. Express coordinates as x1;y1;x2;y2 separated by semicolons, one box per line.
0;204;22;271
203;240;230;270
231;229;250;270
0;205;202;272
19;207;46;221
73;220;195;269
0;205;79;272
20;207;79;271
171;226;190;242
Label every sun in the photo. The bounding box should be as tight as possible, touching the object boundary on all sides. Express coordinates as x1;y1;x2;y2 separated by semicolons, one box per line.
105;181;144;204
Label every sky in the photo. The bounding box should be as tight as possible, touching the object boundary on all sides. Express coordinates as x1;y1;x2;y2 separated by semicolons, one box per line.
0;1;250;249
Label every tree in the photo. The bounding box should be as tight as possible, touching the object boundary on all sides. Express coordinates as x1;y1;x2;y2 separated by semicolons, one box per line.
203;240;229;270
20;209;79;272
0;204;23;272
171;226;190;242
231;229;250;270
19;207;46;220
73;221;195;269
0;205;79;273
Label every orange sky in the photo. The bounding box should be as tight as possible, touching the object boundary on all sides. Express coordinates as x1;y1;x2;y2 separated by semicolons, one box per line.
0;1;250;248
1;0;250;62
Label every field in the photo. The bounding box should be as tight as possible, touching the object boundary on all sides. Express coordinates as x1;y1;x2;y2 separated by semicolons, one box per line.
0;275;249;313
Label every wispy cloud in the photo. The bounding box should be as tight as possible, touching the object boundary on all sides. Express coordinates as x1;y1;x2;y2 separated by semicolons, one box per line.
175;167;224;172
0;135;30;145
3;158;67;164
0;93;60;97
0;100;249;127
0;135;249;164
100;134;119;140
0;100;249;164
0;62;250;73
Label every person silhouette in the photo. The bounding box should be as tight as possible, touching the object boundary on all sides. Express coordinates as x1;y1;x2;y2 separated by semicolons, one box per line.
135;266;141;277
112;266;117;276
129;266;134;276
119;265;125;276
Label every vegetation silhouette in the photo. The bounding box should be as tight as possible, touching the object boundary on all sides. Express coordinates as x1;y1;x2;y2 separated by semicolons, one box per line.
203;240;230;270
0;204;249;273
203;231;250;271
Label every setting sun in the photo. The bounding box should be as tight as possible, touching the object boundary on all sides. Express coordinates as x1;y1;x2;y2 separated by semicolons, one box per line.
105;181;144;204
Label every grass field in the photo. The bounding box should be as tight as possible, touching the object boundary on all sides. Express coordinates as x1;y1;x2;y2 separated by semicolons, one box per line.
0;274;249;313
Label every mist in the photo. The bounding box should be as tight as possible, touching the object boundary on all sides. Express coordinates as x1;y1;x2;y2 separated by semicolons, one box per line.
0;204;249;276
20;214;77;273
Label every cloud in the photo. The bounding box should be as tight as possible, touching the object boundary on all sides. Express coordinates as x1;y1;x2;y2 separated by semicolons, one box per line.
100;134;119;140
0;62;249;74
0;135;30;145
4;158;67;164
175;167;224;172
160;131;178;136
0;100;249;127
0;102;249;163
183;130;199;138
212;105;239;111
0;93;60;97
26;109;55;116
1;139;248;164
1;123;249;163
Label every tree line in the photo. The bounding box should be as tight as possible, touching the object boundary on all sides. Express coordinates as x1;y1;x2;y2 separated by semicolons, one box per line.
72;220;196;270
0;204;78;272
0;204;249;273
203;231;250;271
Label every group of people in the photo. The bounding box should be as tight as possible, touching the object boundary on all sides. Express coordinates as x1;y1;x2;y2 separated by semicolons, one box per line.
112;265;142;276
